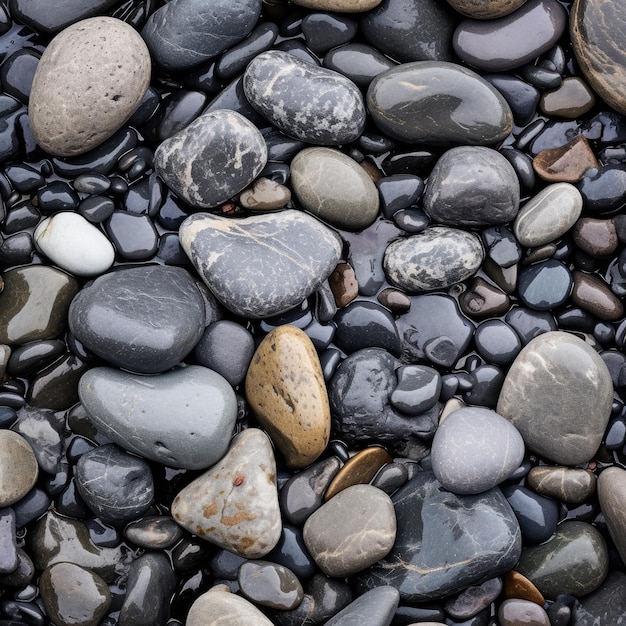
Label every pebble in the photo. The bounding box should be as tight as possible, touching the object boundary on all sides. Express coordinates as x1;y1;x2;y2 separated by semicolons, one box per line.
124;516;183;550
533;136;599;183
499;599;550;626
329;263;358;308
154;109;267;209
501;485;559;545
323;43;396;89
573;217;618;258
571;570;626;625
504;570;545;605
292;0;382;11
383;226;484;292
446;0;527;19
423;146;520;227
238;560;303;610
598;467;626;566
390;365;441;415
239;177;291;211
324;586;400;626
171;428;282;558
0;430;38;507
180;210;342;319
517;259;573;310
245;325;330;469
29;17;150;156
474;320;522;366
527;466;597;504
244;50;365;145
0;507;18;575
459;277;511;319
571;271;624;321
497;331;613;465
291;147;379;230
78;365;237;470
540;77;596;119
186;587;274;626
324;446;392;499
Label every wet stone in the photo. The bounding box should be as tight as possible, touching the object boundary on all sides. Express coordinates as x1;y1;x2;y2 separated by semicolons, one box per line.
459;277;511;319
329;263;359;308
499;599;550;626
446;0;527;19
517;260;573;310
571;570;626;625
325;586;400;626
597;467;626;566
444;577;503;621
239;177;291;211
474;320;522;366
501;485;559;545
301;13;357;54
577;164;626;216
540;76;596;118
0;430;38;507
124;516;183;550
0;507;18;575
504;570;545;605
533;136;600;183
187;587;274;626
527;466;597;504
323;43;396;89
571;271;624;321
573;218;618;258
238;560;303;610
390;365;441;415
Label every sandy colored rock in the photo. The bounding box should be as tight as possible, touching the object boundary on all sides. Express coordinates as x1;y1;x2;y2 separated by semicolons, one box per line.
290;0;382;12
504;570;545;605
0;430;39;507
446;0;527;19
187;587;274;626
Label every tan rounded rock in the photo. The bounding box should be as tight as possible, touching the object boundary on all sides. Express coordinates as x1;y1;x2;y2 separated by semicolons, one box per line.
290;0;382;12
29;17;151;156
187;587;274;626
245;325;330;469
0;430;39;507
446;0;527;19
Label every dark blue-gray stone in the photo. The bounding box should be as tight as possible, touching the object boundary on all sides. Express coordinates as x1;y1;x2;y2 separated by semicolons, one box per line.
501;484;559;545
141;0;261;71
325;586;400;626
154;109;267;209
323;43;396;89
356;471;522;602
0;507;18;575
517;259;573;310
179;210;342;319
243;50;365;145
68;265;205;374
390;365;441;415
572;570;626;625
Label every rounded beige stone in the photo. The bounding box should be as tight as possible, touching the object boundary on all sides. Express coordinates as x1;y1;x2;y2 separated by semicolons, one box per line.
29;17;151;157
187;588;274;626
0;430;39;507
290;0;382;12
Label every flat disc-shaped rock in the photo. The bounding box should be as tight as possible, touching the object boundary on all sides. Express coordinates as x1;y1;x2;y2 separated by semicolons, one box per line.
180;210;342;318
246;326;330;469
497;331;613;465
154;109;267;209
243;50;365;145
68;265;205;374
367;61;513;145
171;428;282;558
78;365;237;470
29;17;151;156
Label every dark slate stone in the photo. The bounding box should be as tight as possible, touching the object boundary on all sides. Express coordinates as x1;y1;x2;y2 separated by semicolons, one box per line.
8;0;119;32
68;265;205;374
377;175;424;220
152;90;207;142
243;50;365;145
356;471;522;602
266;524;317;581
0;49;39;104
325;586;400;626
572;570;626;625
483;74;540;126
504;306;556;345
323;43;396;89
302;13;357;55
517;260;573;310
501;484;559;545
577;165;626;216
105;211;158;260
482;226;522;268
0;507;18;575
390;365;441;416
141;0;262;72
238;560;304;610
474;320;522;366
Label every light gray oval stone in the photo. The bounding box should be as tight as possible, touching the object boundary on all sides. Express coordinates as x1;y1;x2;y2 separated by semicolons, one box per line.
154;109;267;209
497;331;613;465
78;365;238;470
243;50;366;145
180;210;342;318
383;226;484;292
187;588;274;626
291;147;379;230
325;586;400;626
431;407;525;495
513;183;583;247
424;147;520;227
29;17;151;156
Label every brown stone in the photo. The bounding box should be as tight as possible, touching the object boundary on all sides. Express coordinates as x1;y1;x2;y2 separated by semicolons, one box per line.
445;0;527;19
527;466;597;504
571;271;624;321
459;277;510;319
239;177;291;211
504;570;545;606
377;288;411;314
532;136;599;183
0;430;39;507
245;325;331;469
329;263;359;308
522;244;558;265
598;467;626;566
572;218;618;258
539;76;596;118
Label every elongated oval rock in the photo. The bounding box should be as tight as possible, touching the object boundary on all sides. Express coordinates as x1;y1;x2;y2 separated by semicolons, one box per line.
29;17;151;156
383;226;484;292
367;61;513;145
78;365;238;470
497;331;613;465
598;467;626;566
243;50;366;145
180;210;342;318
154;109;267;209
446;0;528;19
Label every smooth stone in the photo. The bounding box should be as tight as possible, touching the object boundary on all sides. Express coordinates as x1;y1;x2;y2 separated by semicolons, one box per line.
533;135;599;183
75;444;154;526
516;521;609;599
39;563;111;626
186;588;274;626
180;210;342;319
33;212;114;277
453;0;567;71
459;277;511;319
68;265;205;373
517;260;573;310
79;365;236;470
323;43;396;89
329;263;359;308
444;578;503;620
301;13;357;54
368;61;512;145
540;76;596;118
474;320;522;366
0;266;78;345
424;147;520;227
239;178;291;211
244;50;365;145
513;183;583;247
324;586;400;626
377;175;424;219
577;164;626;216
504;570;545;605
8;0;120;32
0;508;17;574
383;226;484;292
245;326;330;469
105;211;158;260
446;0;527;19
292;0;381;10
356;471;521;601
499;599;550;626
571;271;624;321
571;570;626;625
0;431;38;507
571;0;626;115
573;217;618;258
171;429;282;558
527;466;597;504
266;523;317;580
124;516;183;550
432;407;524;495
142;0;261;71
360;0;456;63
483;74;540;127
29;17;150;156
390;365;441;415
304;484;396;577
598;467;626;565
291;147;379;230
154;109;267;209
238;561;303;610
497;331;613;465
501;485;559;545
8;340;64;377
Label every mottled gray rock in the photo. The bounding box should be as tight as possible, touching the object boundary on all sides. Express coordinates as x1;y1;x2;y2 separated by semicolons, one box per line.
154;109;267;209
69;265;205;374
431;407;525;495
303;485;396;577
238;561;303;610
0;430;38;507
497;331;613;465
424;147;520;227
29;17;151;156
142;0;261;72
187;588;274;626
243;50;365;145
180;210;342;318
598;467;626;566
325;586;400;626
291;147;379;230
383;226;484;292
79;365;237;470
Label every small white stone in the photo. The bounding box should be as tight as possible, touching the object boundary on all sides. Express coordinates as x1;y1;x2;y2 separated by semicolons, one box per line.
34;212;115;276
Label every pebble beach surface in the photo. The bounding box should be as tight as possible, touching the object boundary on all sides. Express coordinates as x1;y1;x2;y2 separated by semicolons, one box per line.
2;0;626;625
